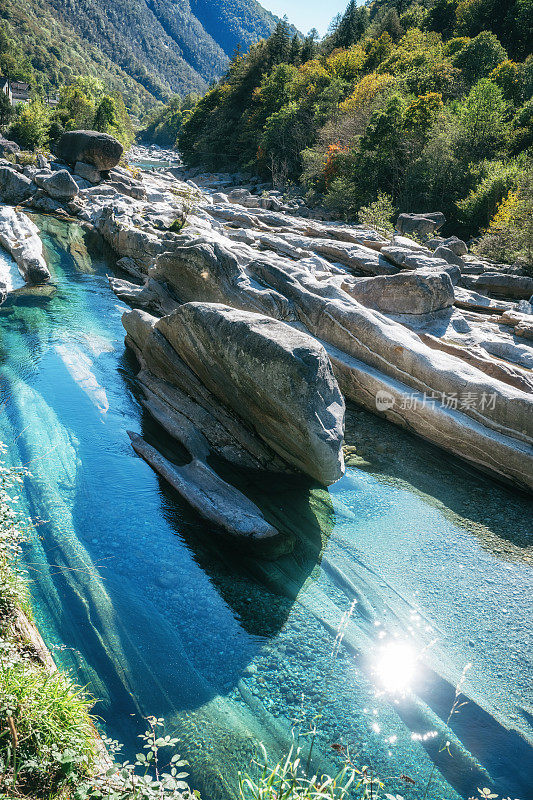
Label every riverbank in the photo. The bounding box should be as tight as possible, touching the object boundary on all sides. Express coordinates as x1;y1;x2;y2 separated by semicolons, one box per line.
0;459;100;798
0;457;199;799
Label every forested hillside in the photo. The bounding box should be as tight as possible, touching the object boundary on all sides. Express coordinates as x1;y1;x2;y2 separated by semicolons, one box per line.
0;0;281;110
175;0;532;251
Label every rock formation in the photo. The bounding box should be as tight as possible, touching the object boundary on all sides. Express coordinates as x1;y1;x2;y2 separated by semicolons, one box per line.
123;303;346;486
1;141;531;494
156;302;346;485
55;130;123;171
0;206;51;284
0;166;35;204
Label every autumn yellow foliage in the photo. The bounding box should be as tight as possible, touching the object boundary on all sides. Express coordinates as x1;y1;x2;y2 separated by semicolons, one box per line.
325;45;365;82
339;72;394;112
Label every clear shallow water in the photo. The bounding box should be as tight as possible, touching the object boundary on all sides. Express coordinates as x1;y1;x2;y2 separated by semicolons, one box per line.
129;159;180;170
0;214;532;800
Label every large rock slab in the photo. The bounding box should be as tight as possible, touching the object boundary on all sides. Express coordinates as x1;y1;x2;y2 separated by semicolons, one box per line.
128;432;285;550
0;137;20;156
34;168;79;201
461;273;533;300
155;303;346;485
342;270;454;315
433;245;464;268
396;212;445;238
56;130;123;171
74;160;102;184
152;236;292;319
250;258;533;491
0;166;34;204
0;207;50;284
122;309;292;473
97;207;168;268
380;245;460;281
454;286;516;314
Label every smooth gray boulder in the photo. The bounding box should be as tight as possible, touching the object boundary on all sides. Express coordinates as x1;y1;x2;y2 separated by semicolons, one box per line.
109;276;178;317
0;137;20;156
56;130;123;171
270;233;398;276
155;303;346;485
0;166;34;204
454;286;516;314
380;245;461;283
26;190;63;214
98;207;169;267
0;207;51;284
441;235;467;256
123;309;295;473
152;236;292;319
342;269;454;315
35;169;79;200
396;212;445;238
74;160;101;184
249;257;533;491
433;245;464;268
461;273;533;300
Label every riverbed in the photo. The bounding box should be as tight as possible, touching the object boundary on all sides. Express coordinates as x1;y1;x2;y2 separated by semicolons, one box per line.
0;213;531;800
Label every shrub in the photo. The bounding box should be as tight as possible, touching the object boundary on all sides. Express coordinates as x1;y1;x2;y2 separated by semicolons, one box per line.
357;191;397;233
456;159;521;232
324;176;362;221
457;79;509;160
0;662;97;795
8;99;50;150
475;162;533;268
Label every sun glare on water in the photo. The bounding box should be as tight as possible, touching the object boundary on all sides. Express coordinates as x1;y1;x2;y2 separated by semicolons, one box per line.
375;641;418;695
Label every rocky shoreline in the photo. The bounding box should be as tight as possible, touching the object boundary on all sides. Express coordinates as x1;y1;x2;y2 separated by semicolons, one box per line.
1;134;532;534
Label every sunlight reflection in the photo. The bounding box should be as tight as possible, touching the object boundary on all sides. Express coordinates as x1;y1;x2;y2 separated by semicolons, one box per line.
375;641;417;695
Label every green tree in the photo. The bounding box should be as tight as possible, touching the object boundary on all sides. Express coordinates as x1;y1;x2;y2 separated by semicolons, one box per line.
288;35;302;66
457;78;509;159
9;99;50;149
260;101;312;184
456;0;533;60
267;18;292;66
452;30;507;84
300;30;320;62
490;60;524;105
425;0;458;39
93;95;117;132
404;92;444;139
0;91;13;128
327;1;369;50
57;83;95;130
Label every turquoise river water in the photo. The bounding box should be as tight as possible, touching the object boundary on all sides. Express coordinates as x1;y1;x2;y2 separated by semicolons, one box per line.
0;214;531;799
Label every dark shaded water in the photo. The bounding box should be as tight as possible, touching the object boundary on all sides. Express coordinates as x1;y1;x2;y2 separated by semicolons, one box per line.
0;214;531;799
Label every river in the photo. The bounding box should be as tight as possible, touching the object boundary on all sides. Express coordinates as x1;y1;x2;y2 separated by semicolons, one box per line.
0;212;531;799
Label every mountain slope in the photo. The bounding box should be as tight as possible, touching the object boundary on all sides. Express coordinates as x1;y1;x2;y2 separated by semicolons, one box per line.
1;0;280;108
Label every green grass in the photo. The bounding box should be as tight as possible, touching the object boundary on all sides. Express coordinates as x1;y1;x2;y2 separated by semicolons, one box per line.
0;455;98;799
239;745;359;800
0;661;97;798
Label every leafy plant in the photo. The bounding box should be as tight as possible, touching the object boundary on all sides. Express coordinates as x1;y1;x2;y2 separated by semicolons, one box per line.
475;160;533;268
357;192;397;233
75;717;195;800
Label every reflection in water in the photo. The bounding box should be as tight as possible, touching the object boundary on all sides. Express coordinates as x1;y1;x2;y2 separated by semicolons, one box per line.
0;214;531;800
375;641;418;695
